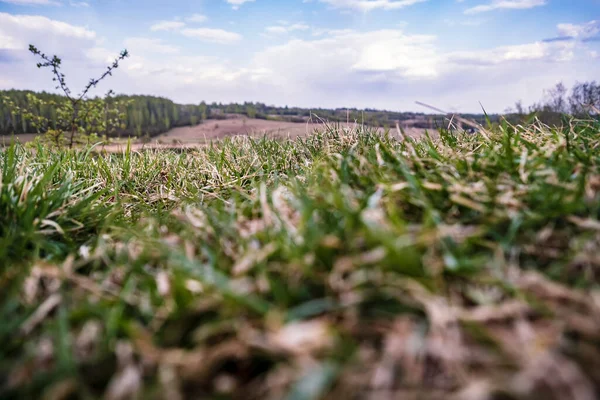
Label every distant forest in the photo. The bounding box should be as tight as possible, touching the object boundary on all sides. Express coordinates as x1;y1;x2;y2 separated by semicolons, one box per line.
1;81;598;137
0;90;495;137
0;90;207;137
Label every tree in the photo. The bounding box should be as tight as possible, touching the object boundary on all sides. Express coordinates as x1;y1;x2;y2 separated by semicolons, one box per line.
515;100;525;115
570;81;600;116
199;101;208;120
543;82;568;114
17;44;129;147
245;104;257;119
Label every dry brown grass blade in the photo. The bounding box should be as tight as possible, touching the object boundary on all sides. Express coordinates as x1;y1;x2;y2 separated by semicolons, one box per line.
568;216;600;231
458;300;532;324
21;294;62;335
415;101;491;141
36;263;134;305
104;364;142;400
395;122;407;141
232;242;277;276
516;271;600;314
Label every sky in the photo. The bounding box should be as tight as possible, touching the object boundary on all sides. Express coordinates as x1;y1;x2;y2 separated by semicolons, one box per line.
0;0;598;113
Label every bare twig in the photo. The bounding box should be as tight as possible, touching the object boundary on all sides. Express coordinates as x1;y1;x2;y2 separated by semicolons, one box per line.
28;44;129;147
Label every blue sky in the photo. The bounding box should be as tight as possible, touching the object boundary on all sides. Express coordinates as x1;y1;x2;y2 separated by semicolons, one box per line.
0;0;598;112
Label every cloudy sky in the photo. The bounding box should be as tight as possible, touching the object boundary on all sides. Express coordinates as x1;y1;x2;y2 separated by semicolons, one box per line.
0;0;598;113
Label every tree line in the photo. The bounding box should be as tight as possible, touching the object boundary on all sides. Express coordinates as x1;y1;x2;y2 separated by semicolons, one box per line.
0;90;209;137
2;81;597;138
201;102;494;129
505;81;600;126
0;91;456;136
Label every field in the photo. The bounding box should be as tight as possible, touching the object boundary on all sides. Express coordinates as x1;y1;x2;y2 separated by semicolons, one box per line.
155;117;428;143
1;120;600;400
0;117;428;151
158;117;344;143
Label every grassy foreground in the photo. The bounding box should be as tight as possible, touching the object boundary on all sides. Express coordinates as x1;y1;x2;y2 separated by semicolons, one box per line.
1;120;600;400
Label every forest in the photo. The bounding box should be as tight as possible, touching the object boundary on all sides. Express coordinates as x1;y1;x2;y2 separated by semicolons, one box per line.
0;90;208;137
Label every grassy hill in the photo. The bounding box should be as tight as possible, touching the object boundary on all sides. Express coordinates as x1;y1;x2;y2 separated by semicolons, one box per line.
1;120;600;399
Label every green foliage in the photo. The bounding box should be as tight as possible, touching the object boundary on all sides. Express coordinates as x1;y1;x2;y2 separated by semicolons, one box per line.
0;145;112;306
10;45;131;147
1;91;130;147
0;91;213;139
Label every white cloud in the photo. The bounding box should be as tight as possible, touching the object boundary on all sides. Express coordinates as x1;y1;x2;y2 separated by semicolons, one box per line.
0;33;20;50
252;30;567;89
0;13;128;98
241;29;594;112
448;41;575;65
265;26;287;34
318;0;428;11
350;31;439;78
85;46;117;64
249;30;441;97
465;0;546;14
311;28;355;37
226;0;255;10
150;15;209;32
150;20;186;32
557;20;599;40
444;18;484;27
123;37;180;54
0;12;96;52
265;23;310;35
180;28;242;44
101;52;267;99
186;13;208;23
149;16;241;45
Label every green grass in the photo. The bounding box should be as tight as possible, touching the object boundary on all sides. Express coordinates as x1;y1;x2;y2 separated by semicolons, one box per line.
1;119;600;400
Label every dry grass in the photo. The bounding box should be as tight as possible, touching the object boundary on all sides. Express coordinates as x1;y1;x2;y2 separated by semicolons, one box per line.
1;119;600;400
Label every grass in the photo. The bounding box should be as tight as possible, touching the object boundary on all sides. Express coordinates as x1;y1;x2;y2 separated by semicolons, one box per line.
1;119;600;399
